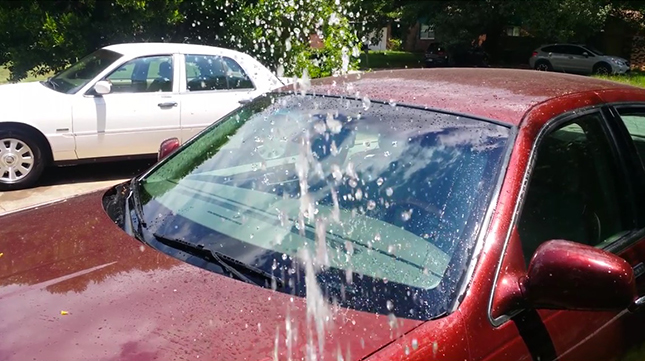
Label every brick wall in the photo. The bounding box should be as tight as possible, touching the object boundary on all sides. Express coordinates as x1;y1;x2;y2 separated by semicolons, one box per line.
631;35;645;71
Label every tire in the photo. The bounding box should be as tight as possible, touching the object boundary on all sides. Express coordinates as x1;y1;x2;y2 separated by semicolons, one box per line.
0;128;46;191
593;63;612;75
534;60;553;71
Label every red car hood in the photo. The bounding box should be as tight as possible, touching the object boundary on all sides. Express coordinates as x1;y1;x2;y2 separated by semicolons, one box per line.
0;190;424;361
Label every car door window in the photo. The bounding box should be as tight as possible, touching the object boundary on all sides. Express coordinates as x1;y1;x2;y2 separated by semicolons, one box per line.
616;111;645;164
517;112;634;264
105;55;174;93
185;54;254;91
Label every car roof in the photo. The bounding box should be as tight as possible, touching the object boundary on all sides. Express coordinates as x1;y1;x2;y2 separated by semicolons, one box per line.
103;42;243;58
305;68;641;125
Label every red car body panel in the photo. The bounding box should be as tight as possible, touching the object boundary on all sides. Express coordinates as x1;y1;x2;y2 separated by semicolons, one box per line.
306;68;637;125
0;192;424;361
3;69;645;360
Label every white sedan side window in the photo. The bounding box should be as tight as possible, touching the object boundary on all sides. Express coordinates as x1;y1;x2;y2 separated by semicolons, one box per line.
105;55;174;93
185;54;254;91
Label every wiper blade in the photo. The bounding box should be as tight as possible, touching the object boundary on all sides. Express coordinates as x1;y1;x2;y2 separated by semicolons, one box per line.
124;190;145;244
130;178;147;228
44;77;59;89
153;233;284;289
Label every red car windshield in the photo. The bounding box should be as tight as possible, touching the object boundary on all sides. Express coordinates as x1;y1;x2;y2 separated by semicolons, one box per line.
136;93;511;320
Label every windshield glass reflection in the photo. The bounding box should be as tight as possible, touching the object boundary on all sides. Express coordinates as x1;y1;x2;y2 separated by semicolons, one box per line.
47;49;122;94
138;93;510;319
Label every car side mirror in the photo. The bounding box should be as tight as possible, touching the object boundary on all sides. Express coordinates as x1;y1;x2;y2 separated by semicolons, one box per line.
158;137;180;161
93;80;112;95
521;240;637;311
582;52;589;58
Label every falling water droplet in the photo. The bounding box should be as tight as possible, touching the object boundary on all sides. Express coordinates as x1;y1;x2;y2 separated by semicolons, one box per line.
362;96;371;110
367;200;376;210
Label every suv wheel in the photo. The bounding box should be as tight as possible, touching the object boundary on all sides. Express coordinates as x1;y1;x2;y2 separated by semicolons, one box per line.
535;60;552;71
593;63;612;75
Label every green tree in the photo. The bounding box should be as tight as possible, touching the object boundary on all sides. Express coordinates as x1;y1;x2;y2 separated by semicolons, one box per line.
399;0;614;61
0;0;184;81
224;0;360;78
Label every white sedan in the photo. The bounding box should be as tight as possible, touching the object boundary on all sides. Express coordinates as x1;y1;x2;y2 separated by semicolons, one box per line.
0;43;285;190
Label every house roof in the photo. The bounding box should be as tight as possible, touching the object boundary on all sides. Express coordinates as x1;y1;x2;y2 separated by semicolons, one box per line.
304;68;640;125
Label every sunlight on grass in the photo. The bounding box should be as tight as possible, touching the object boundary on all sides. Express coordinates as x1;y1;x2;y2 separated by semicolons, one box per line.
593;71;645;88
0;66;51;84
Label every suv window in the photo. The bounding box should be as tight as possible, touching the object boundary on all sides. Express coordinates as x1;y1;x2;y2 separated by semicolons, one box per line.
561;45;587;56
517;112;633;264
541;45;557;53
185;54;254;91
105;55;173;93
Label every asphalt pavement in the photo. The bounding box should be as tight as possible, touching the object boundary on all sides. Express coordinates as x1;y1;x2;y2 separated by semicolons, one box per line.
0;159;155;215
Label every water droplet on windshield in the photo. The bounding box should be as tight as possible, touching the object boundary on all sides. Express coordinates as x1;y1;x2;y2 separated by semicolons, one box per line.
385;187;394;197
355;188;363;200
386;300;394;311
366;200;376;210
412;338;419;350
376;177;384;186
389;99;397;107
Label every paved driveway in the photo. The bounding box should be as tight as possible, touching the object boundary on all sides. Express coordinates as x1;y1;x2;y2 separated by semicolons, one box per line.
0;159;156;215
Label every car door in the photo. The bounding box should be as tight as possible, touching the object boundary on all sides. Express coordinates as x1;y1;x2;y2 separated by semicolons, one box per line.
560;45;596;74
72;54;181;159
544;45;571;72
178;53;261;142
486;109;645;361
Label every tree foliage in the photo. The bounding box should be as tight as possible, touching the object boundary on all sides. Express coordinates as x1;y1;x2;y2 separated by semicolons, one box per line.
1;0;643;81
0;0;362;81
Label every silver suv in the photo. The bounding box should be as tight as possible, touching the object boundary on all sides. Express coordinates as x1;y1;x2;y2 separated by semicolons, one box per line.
529;44;630;75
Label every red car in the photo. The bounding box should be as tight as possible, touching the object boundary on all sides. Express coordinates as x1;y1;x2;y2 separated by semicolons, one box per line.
3;68;645;361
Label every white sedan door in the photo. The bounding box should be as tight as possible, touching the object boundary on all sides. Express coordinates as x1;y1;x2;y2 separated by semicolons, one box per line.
72;54;182;159
177;54;263;142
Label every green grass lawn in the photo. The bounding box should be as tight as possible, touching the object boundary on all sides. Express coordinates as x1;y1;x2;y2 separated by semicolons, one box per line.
0;66;51;84
359;50;425;71
593;71;645;88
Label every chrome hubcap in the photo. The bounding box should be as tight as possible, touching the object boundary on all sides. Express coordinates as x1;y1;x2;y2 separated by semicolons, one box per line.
0;138;34;183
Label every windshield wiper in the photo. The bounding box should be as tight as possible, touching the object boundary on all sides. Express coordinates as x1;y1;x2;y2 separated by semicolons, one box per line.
43;77;59;89
152;233;284;289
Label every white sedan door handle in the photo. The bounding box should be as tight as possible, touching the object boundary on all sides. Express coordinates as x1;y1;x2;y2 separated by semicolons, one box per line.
158;102;178;108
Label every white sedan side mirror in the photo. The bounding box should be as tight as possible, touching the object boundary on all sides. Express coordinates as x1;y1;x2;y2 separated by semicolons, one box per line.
93;80;112;95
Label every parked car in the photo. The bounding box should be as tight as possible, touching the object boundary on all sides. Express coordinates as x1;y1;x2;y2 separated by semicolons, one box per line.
5;68;645;361
0;43;284;191
529;43;630;75
424;42;450;67
424;42;490;68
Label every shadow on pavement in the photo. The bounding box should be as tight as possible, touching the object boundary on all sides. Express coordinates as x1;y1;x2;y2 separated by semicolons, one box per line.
40;159;157;186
